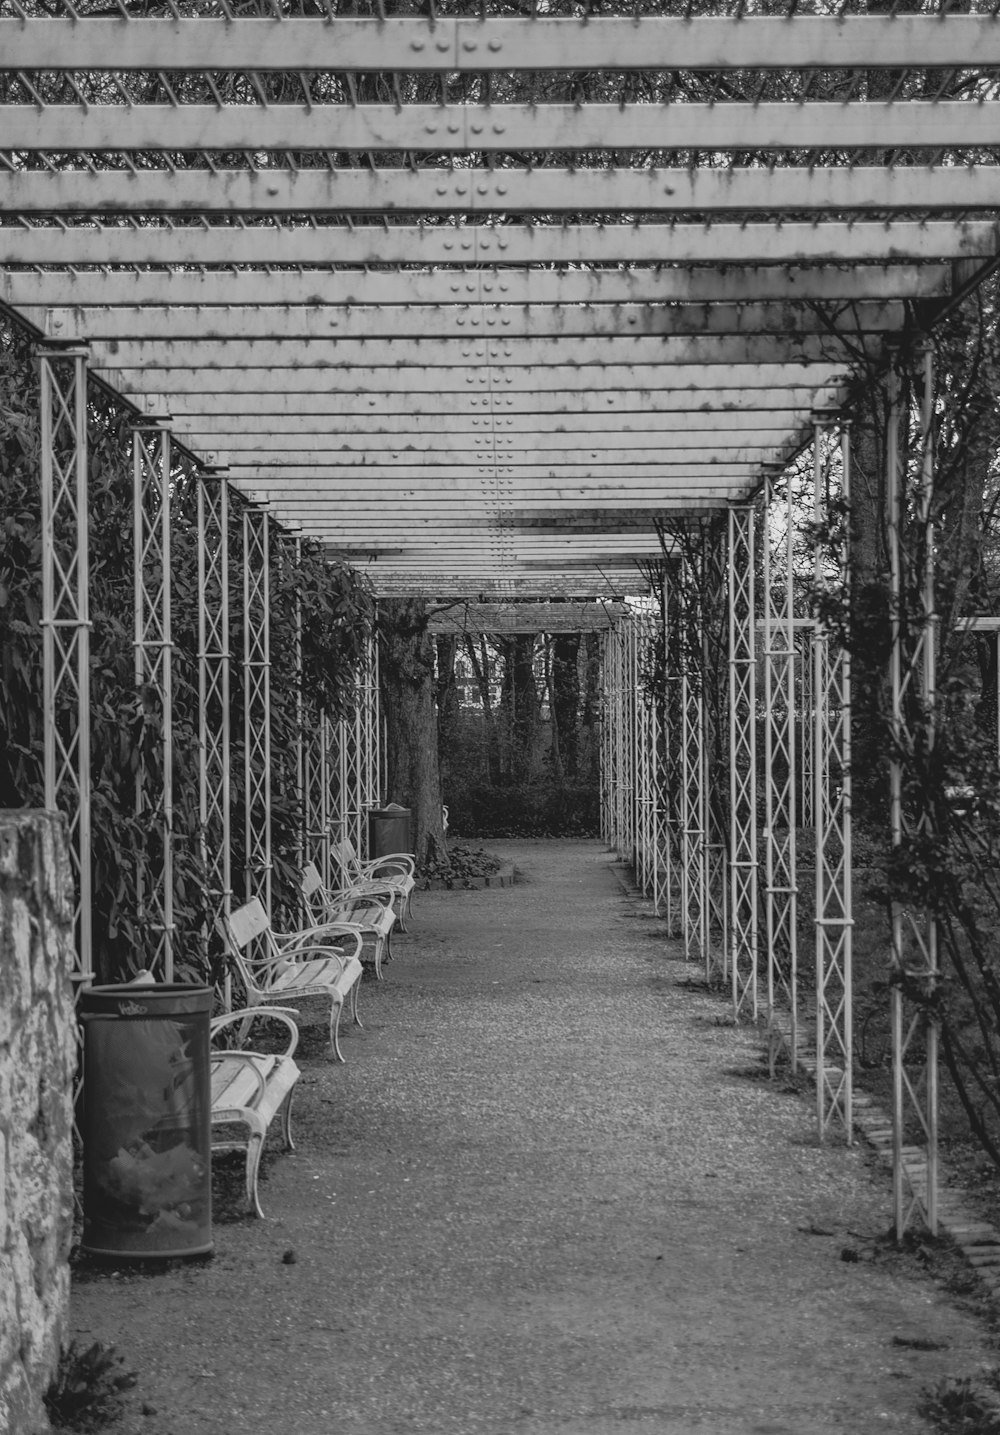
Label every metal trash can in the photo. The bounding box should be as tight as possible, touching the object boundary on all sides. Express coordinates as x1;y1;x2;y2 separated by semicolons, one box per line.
368;803;412;858
80;982;213;1260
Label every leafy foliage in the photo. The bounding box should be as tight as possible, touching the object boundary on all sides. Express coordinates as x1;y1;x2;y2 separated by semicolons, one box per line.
44;1340;138;1432
417;842;502;887
0;313;373;983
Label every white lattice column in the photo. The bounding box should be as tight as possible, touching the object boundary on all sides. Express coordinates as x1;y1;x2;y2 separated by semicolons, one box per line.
599;630;611;846
813;418;854;1142
197;469;232;953
703;535;729;984
729;505;758;1020
763;466;799;1069
636;614;657;899
242;503;272;913
622;618;638;868
365;631;382;817
132;423;174;979
680;549;708;967
661;562;683;935
888;346;940;1237
39;345;92;983
610;624;627;859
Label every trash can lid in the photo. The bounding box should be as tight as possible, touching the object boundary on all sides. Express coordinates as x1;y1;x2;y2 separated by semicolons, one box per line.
79;983;213;1018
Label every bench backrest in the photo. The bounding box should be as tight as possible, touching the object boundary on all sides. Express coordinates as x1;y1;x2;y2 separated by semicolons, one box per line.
330;838;366;888
301;862;323;900
216;899;279;998
222;897;271;952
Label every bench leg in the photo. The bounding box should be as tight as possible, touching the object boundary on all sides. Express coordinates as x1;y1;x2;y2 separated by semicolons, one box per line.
329;996;345;1062
245;1128;267;1218
363;931;384;982
280;1090;295;1155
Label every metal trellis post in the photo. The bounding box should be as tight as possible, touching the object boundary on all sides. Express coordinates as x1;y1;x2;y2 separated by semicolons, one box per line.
132;422;174;979
729;505;758;1020
243;503;272;913
813;418;854;1142
197;468;232;966
763;466;799;1070
39;345;92;983
888;345;940;1237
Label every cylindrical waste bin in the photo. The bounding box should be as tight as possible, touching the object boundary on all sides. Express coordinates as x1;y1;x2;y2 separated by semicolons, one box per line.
368;803;412;859
80;983;213;1259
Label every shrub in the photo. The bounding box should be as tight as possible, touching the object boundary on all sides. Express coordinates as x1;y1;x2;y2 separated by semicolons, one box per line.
447;782;599;839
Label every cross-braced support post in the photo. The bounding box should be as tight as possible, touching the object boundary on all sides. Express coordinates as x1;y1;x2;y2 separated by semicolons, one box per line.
622;618;638;867
649;580;672;920
603;624;629;859
813;418;854;1142
357;630;381;854
39;345;92;982
197;469;232;954
303;711;331;886
888;345;940;1237
729;505;758;1020
763;466;800;1069
661;563;684;935
599;630;612;846
702;534;729;982
132;423;174;979
242;503;272;913
679;549;709;968
635;611;658;900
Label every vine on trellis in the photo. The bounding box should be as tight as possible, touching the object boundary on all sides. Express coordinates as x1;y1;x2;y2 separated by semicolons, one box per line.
0;313;374;983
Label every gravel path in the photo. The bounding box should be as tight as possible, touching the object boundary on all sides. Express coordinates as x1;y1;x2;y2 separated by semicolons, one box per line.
71;838;995;1435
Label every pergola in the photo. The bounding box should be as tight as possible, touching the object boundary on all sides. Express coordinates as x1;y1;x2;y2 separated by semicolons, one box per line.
4;0;999;1238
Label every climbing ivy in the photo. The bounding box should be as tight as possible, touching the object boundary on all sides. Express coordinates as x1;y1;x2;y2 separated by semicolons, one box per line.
0;312;373;983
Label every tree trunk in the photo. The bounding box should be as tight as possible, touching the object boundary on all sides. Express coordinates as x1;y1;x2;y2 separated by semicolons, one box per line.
464;634;501;783
435;633;460;793
551;632;581;780
578;631;602;783
378;597;447;868
498;633;539;784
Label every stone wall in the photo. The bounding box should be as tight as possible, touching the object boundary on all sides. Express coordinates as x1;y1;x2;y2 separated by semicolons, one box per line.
0;810;77;1435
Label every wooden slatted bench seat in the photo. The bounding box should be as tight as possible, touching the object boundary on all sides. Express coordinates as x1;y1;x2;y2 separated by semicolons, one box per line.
209;1007;301;1217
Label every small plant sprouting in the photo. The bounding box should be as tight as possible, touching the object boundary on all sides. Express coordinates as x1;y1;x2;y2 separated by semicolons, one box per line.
44;1339;138;1431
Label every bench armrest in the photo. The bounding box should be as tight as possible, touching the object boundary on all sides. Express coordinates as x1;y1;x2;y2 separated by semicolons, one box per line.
210;1006;300;1057
277;924;365;962
358;854;415;877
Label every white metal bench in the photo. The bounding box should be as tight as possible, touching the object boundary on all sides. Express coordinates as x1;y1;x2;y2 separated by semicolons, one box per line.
217;898;364;1062
209;1006;301;1218
301;861;395;981
332;836;416;931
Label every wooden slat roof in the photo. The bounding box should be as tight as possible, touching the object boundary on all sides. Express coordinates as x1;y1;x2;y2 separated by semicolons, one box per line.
2;1;999;604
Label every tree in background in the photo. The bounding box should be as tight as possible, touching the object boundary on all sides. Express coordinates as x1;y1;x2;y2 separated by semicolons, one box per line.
379;597;448;867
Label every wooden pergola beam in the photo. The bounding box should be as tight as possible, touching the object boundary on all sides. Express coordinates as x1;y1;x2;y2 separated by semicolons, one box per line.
5;15;1000;71
5;165;999;215
0;221;992;267
83;335;863;370
108;360;846;393
9;100;999;155
0;264;954;310
427;603;628;634
32;299;905;343
168;411;820;438
169;424;805;451
132;387;841;418
205;447;780;469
